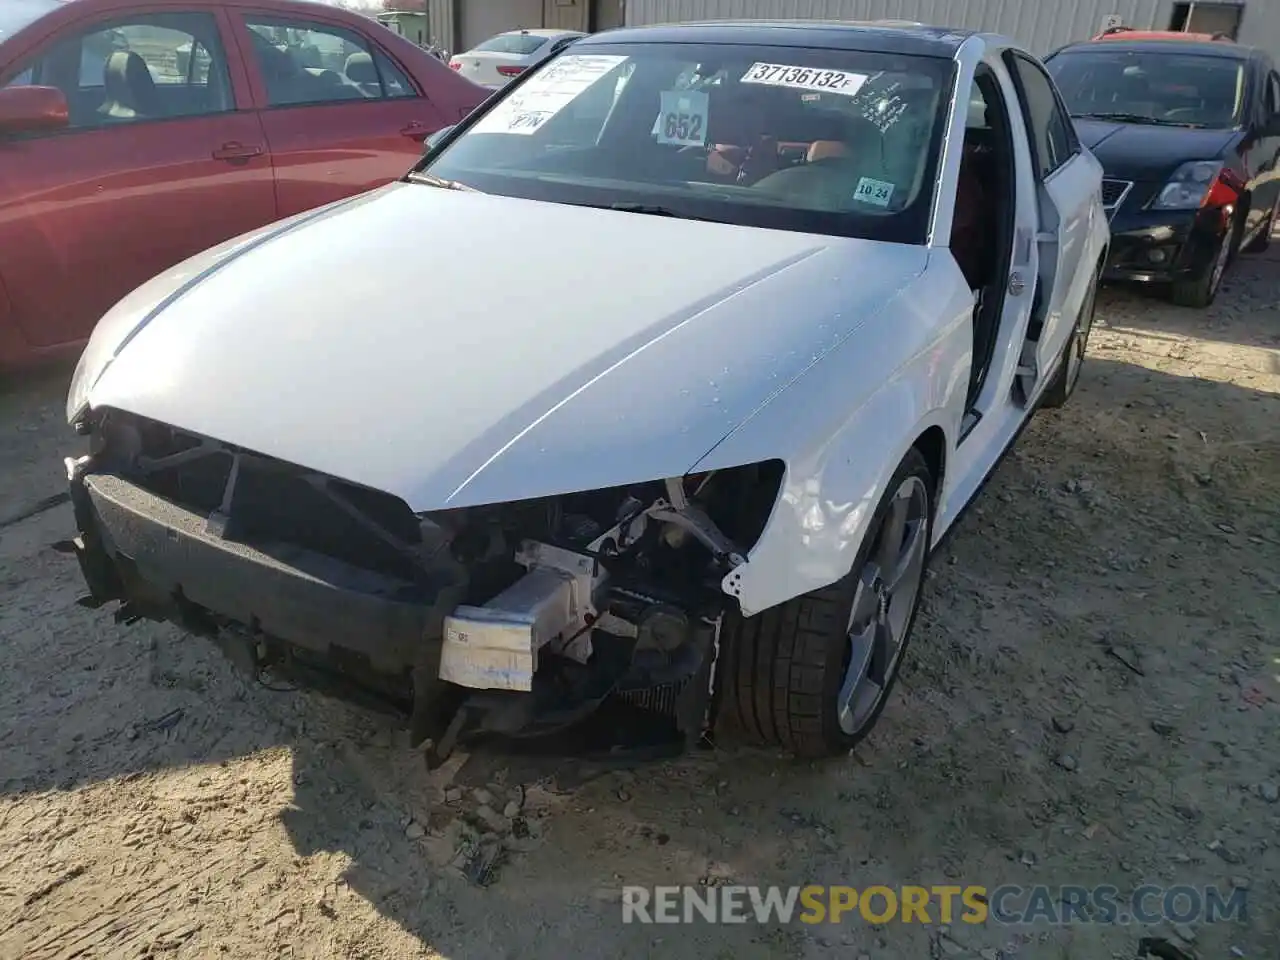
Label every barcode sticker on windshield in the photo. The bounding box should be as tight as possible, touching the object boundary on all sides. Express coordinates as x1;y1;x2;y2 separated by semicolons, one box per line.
655;90;709;146
740;63;869;97
853;177;895;208
470;54;629;136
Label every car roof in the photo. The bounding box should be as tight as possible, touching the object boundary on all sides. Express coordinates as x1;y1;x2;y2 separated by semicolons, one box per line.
1095;29;1227;42
500;28;585;38
15;0;384;14
1053;37;1255;60
575;20;977;59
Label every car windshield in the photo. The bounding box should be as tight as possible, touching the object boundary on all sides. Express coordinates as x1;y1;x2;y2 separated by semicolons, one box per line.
1045;48;1246;128
475;33;550;56
0;0;59;41
418;41;954;244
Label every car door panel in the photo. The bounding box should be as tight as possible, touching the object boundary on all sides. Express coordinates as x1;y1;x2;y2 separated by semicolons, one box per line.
1040;153;1099;353
0;8;275;351
1245;66;1280;242
229;10;447;218
1004;51;1095;391
979;54;1044;403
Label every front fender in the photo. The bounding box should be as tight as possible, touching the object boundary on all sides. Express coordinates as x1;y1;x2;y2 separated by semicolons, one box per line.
724;390;954;617
698;264;971;617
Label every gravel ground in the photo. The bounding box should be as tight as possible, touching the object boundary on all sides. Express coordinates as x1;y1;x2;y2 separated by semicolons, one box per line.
1;252;1278;960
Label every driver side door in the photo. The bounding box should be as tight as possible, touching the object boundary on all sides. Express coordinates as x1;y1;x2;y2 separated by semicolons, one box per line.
1003;50;1099;398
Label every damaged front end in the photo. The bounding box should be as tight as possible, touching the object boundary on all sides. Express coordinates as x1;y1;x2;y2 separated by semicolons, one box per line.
60;409;783;764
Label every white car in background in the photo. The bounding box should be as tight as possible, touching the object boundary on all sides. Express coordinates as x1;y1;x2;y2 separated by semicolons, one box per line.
448;28;586;88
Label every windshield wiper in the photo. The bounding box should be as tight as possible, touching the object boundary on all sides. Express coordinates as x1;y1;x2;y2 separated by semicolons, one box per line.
405;171;476;191
1072;112;1196;127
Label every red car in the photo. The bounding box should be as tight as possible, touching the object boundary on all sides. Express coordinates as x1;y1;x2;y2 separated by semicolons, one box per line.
0;0;487;371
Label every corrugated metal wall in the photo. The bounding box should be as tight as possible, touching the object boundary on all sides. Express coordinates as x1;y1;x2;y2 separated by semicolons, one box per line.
1239;2;1280;54
623;0;1187;54
425;0;456;50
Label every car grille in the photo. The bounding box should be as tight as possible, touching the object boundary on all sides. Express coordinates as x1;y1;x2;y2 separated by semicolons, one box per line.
1101;178;1133;215
102;411;424;584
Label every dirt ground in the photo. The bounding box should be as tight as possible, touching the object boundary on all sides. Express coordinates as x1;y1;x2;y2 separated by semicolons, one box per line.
1;250;1278;960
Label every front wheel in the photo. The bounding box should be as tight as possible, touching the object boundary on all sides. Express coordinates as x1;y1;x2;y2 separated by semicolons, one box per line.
1170;214;1235;308
718;448;935;757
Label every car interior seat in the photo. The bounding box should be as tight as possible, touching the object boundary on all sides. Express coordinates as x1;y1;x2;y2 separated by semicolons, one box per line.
345;52;381;96
703;88;782;184
806;140;849;163
951;108;999;290
750;112;890;208
98;51;160;121
251;32;305;104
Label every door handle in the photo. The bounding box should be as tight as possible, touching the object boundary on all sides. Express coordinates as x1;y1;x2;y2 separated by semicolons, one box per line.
400;122;430;142
212;142;264;162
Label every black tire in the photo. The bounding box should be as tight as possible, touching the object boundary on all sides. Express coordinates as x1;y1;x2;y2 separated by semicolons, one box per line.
1170;213;1236;308
717;447;935;757
1040;266;1099;410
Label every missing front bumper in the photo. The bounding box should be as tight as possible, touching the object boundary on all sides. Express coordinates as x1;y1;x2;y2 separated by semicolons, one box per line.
62;464;721;761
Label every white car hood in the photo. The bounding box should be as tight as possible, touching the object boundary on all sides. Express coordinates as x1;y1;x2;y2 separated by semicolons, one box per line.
82;183;927;511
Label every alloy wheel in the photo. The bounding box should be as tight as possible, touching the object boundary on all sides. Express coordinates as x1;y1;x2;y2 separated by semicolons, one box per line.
837;474;929;735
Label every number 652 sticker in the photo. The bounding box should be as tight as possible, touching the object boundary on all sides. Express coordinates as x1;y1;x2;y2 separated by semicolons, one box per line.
655;89;709;146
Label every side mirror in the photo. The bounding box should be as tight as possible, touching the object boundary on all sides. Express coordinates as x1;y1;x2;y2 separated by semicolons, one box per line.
423;124;454;152
0;85;69;137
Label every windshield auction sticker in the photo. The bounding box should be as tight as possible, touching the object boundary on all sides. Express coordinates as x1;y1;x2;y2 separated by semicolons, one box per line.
740;63;869;97
853;176;895;208
471;54;629;135
655;90;709;146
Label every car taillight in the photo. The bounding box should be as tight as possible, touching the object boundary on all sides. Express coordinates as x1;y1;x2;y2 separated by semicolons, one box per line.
448;60;461;70
496;65;526;77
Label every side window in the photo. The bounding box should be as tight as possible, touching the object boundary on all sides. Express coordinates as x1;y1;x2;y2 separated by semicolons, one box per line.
245;17;400;106
1266;71;1280;117
3;68;34;88
374;50;417;99
1007;53;1077;179
6;14;232;129
966;78;990;130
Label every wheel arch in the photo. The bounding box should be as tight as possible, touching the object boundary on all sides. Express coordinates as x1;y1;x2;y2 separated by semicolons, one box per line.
913;424;947;496
719;394;958;619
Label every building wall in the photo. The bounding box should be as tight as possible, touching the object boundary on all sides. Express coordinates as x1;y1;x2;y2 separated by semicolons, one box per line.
623;0;1273;56
458;0;542;50
1237;2;1280;54
544;0;592;31
441;0;625;51
424;0;456;52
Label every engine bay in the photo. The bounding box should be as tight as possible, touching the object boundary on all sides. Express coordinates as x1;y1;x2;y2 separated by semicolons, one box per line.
411;471;781;764
68;410;784;764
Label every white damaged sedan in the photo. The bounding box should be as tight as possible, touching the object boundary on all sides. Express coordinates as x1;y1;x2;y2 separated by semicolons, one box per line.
61;21;1108;762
